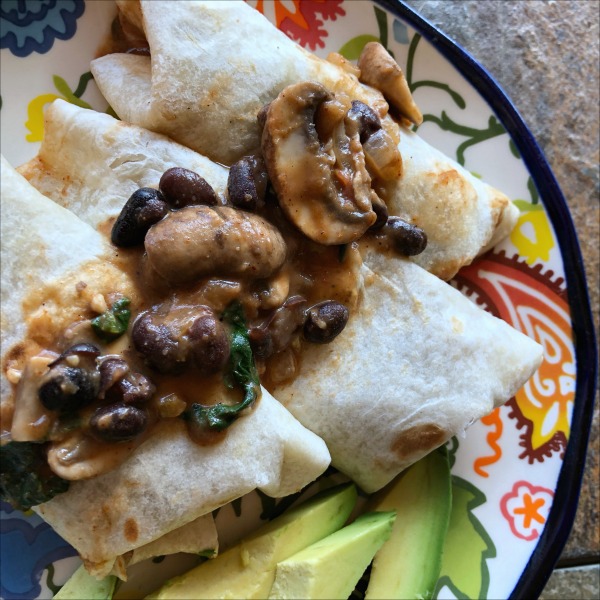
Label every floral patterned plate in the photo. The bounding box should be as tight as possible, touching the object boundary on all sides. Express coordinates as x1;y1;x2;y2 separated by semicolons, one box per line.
0;1;596;599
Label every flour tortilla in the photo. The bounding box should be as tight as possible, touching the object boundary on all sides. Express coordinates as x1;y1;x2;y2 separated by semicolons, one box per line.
1;157;331;578
94;0;354;166
273;261;543;493
12;99;541;494
36;389;330;578
0;154;128;401
127;513;217;567
375;129;518;280
17;100;228;230
90;0;518;280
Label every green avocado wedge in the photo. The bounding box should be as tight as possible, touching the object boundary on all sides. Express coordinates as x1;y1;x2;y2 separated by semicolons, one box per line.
365;447;452;600
268;510;396;600
145;483;357;600
53;565;116;599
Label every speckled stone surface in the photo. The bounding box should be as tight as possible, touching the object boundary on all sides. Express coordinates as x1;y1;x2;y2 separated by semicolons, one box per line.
539;564;600;600
403;0;599;596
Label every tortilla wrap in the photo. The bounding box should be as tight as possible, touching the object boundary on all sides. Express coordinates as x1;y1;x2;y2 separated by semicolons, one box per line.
90;0;518;280
35;390;330;579
273;260;543;493
1;154;130;401
11;103;542;492
127;513;217;567
16;101;228;232
0;156;331;578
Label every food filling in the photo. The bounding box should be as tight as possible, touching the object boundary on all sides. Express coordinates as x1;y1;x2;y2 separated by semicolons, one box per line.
1;74;427;511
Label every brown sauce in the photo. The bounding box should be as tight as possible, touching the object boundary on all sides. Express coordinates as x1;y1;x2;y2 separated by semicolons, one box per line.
2;171;362;481
2;2;388;482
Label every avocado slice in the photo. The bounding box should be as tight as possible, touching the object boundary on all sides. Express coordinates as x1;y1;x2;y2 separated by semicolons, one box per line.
365;447;452;600
268;510;396;599
145;483;357;599
53;565;116;599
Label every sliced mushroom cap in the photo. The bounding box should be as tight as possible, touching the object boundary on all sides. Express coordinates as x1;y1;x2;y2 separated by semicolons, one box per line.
261;81;378;245
358;42;423;126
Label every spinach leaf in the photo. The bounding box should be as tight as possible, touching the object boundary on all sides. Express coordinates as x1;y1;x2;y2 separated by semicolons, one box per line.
187;302;260;431
91;297;131;342
0;442;69;511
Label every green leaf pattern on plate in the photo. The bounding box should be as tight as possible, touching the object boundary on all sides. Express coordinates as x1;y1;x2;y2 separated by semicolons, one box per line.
434;476;496;600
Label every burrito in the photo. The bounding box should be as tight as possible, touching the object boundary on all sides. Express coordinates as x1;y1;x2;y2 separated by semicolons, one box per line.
17;102;229;231
14;101;542;495
90;0;517;280
274;260;543;493
0;156;331;578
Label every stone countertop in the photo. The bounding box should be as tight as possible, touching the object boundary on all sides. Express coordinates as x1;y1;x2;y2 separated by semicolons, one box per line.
403;0;599;597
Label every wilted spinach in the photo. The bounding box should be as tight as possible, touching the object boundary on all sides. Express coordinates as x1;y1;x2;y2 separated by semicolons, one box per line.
1;442;69;511
91;297;131;341
186;302;260;431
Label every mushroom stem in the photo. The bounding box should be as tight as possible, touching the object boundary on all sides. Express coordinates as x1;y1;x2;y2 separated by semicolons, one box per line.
358;42;423;126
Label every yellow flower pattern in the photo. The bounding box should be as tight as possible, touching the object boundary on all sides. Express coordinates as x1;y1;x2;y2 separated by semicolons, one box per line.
25;93;60;142
510;200;555;265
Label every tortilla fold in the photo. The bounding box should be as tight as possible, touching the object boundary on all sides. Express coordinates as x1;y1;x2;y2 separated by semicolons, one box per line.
17;100;228;231
273;261;543;493
36;390;330;578
1;157;331;578
90;0;518;280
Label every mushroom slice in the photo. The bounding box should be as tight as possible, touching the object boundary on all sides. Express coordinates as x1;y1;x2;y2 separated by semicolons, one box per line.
262;81;378;245
358;42;423;126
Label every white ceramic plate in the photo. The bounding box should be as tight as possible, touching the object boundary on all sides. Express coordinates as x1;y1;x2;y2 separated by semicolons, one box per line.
0;1;596;598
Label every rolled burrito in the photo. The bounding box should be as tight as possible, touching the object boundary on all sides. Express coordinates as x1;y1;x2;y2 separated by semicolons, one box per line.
12;102;542;495
0;156;331;578
17;101;228;231
273;260;543;493
90;0;518;280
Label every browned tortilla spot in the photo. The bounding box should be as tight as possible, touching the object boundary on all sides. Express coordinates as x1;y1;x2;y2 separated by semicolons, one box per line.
3;343;26;365
124;517;139;543
101;504;113;528
390;423;448;460
434;257;466;282
435;169;474;209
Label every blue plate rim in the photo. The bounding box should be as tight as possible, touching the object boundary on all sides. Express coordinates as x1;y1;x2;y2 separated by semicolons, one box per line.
375;0;598;597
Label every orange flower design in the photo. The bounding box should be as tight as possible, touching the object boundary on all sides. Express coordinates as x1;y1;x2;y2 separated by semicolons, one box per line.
500;480;553;540
249;0;345;49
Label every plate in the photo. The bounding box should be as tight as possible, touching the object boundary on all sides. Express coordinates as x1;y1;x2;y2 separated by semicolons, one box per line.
0;1;596;599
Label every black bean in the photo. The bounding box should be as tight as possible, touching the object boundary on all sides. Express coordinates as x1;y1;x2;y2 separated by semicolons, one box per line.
38;365;99;413
98;358;130;398
89;403;148;442
159;167;218;208
303;301;349;344
385;217;428;256
188;313;230;375
111;187;168;247
131;313;184;374
227;156;268;210
105;372;156;405
248;325;274;359
348;100;382;143
369;198;389;231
